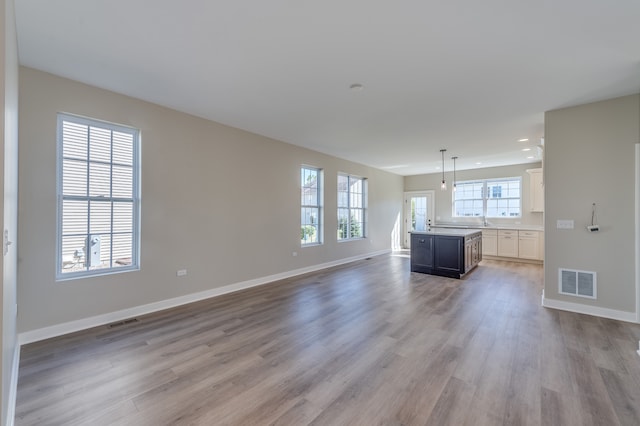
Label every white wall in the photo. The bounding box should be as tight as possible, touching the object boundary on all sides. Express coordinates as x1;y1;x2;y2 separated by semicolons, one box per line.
1;0;19;424
17;67;404;334
544;94;640;318
404;162;544;228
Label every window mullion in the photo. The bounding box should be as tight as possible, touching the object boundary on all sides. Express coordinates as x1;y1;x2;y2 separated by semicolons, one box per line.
483;182;488;217
347;176;352;238
109;129;114;269
85;125;91;272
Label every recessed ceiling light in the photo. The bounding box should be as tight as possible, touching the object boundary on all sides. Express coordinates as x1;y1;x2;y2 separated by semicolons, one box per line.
522;148;531;152
527;156;534;159
349;83;364;91
475;162;482;165
519;138;529;142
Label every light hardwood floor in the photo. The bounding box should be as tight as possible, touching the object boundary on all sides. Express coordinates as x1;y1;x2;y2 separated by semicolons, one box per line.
15;255;640;425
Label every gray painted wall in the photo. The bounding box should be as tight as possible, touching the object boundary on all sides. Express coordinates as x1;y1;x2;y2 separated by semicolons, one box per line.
544;94;640;314
17;67;404;333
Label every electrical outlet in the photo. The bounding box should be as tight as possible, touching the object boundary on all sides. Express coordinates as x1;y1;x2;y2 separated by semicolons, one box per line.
292;251;297;257
176;269;187;277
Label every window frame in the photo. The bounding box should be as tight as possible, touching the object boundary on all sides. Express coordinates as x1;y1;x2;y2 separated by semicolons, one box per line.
56;113;141;280
452;177;522;219
337;173;367;241
300;165;323;246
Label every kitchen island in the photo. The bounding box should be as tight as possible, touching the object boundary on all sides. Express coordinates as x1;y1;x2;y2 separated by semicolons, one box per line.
410;229;482;278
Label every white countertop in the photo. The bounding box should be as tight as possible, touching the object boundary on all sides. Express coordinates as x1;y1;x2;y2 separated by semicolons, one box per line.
432;224;544;232
411;228;483;237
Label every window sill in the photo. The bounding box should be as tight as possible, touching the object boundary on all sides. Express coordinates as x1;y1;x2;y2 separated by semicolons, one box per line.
301;242;323;247
56;265;140;282
338;237;367;243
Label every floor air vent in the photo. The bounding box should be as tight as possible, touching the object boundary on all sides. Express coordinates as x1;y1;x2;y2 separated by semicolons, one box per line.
108;318;139;328
558;268;596;299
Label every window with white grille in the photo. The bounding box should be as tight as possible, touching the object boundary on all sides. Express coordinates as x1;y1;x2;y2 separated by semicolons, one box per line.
301;166;323;245
57;113;140;279
337;174;367;240
453;177;521;218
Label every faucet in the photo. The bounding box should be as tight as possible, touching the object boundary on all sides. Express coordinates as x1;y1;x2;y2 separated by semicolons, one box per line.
481;216;488;227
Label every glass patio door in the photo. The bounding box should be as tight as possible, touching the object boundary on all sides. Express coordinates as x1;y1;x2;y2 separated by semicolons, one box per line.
404;191;434;248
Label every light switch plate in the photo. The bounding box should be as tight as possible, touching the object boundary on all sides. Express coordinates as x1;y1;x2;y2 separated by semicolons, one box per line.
557;219;574;229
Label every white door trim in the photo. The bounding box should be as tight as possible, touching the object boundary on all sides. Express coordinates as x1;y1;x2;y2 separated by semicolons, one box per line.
635;144;640;323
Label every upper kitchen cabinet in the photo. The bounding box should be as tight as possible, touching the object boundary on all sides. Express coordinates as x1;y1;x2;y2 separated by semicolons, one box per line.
527;168;544;212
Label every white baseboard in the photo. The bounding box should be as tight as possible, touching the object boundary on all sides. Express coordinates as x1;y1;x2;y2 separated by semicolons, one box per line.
6;344;19;426
481;255;543;265
542;294;637;324
18;249;390;345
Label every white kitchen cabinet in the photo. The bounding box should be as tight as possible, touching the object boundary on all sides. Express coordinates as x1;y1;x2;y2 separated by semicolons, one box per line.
518;230;540;260
478;227;543;261
482;229;498;256
497;230;518;258
527;168;544;212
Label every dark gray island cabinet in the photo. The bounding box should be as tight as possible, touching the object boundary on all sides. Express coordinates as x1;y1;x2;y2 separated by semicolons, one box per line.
410;229;482;278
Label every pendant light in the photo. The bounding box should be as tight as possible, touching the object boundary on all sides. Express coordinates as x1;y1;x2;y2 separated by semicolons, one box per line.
451;156;458;192
440;149;447;190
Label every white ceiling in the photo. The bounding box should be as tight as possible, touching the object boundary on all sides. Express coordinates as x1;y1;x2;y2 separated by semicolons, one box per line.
14;0;640;176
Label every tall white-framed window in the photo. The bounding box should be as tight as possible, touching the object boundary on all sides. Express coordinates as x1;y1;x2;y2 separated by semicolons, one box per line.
57;113;140;280
301;166;323;245
337;173;367;240
453;177;521;218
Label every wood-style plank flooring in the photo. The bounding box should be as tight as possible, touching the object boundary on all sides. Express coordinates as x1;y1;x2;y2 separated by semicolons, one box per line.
15;254;640;425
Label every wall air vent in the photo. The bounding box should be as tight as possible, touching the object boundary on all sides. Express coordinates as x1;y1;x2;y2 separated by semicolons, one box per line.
558;268;596;299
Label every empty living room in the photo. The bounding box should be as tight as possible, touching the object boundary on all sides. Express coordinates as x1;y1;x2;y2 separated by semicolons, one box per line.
2;1;640;425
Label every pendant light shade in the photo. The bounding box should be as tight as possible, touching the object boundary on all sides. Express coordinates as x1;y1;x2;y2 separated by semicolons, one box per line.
440;149;447;190
451;156;458;192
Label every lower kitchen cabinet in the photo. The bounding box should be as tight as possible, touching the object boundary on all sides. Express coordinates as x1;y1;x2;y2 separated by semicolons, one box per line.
464;233;482;272
434;235;463;276
410;231;482;278
518;231;539;260
518;230;540;260
497;230;518;258
481;229;498;256
483;228;543;261
410;233;434;271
